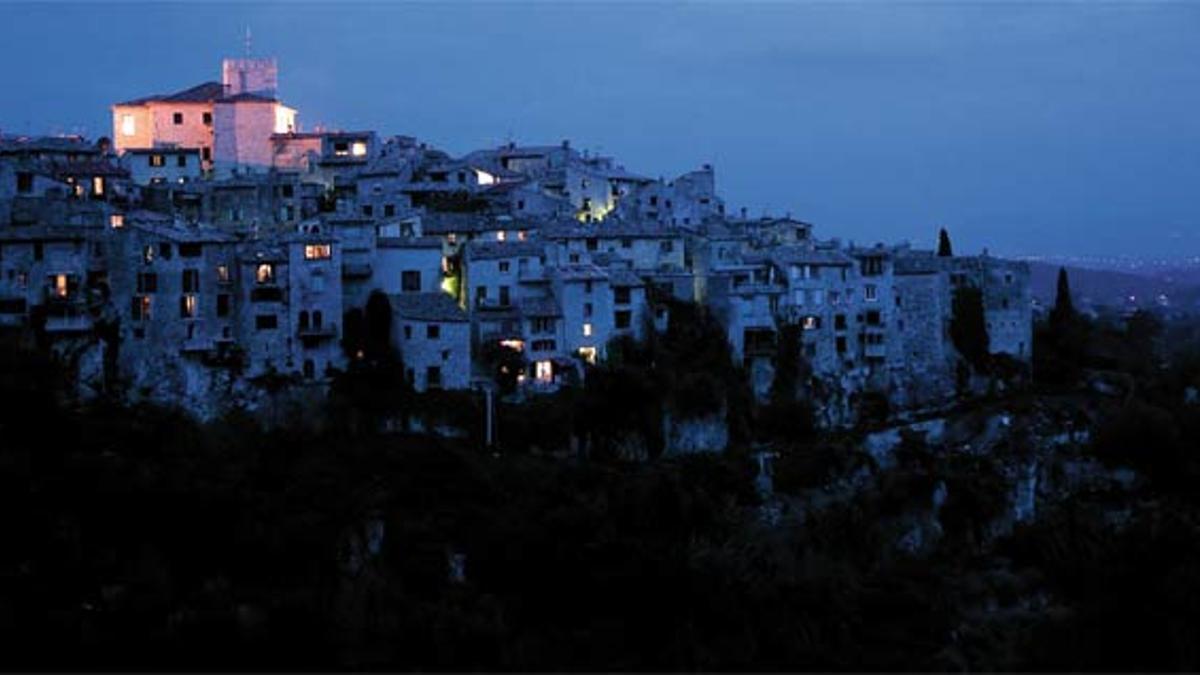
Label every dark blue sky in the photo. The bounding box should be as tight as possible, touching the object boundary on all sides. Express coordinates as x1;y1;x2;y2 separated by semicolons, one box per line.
4;2;1198;258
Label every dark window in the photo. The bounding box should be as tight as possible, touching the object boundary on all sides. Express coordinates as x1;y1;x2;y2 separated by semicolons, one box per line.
362;204;373;217
201;147;211;161
404;325;412;340
33;242;43;261
401;270;421;292
202;112;212;125
313;311;323;329
16;172;33;194
173;112;183;125
255;314;278;330
299;310;310;330
137;272;157;294
866;310;881;326
499;286;510;306
426;324;440;339
614;287;631;304
384;203;395;217
615;310;632;329
834;314;847;330
303;359;315;379
159;243;172;259
216;293;230;317
836;336;847;353
179;243;202;258
586;238;598;251
175;154;186;168
649;195;658;206
181;269;199;292
426;366;442;388
280;184;294;198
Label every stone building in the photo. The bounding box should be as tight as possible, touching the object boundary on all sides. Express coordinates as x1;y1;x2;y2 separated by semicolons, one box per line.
391;291;471;391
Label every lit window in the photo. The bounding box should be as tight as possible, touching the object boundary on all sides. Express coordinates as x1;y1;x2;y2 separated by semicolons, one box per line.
802;315;820;331
92;176;104;196
496;231;506;242
216;265;230;283
304;244;332;260
351;141;367;157
143;246;155;264
121;114;136;136
579;346;598;365
150;155;165;167
582;322;593;337
110;213;124;229
180;294;197;318
517;231;527;241
535;360;553;383
256;263;275;284
499;339;525;352
53;274;69;298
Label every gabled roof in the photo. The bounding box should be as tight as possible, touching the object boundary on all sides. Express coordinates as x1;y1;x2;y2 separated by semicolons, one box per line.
116;81;226;106
116;81;279;106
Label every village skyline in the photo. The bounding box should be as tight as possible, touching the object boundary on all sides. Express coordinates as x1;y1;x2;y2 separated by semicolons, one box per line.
3;2;1198;260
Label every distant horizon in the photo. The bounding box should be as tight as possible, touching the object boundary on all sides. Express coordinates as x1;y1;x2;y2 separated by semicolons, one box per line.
4;2;1197;260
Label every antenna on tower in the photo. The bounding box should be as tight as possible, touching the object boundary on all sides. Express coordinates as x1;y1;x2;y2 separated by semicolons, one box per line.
244;26;253;57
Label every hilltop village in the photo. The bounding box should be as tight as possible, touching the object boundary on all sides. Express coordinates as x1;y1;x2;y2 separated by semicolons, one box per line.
0;56;1031;425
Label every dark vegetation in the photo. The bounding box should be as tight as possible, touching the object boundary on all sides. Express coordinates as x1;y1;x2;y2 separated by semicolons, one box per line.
3;272;1200;669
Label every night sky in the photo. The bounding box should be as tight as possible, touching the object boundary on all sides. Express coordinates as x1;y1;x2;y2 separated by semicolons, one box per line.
3;1;1198;259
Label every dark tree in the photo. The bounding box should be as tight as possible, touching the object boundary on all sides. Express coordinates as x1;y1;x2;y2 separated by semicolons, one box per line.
364;290;393;363
950;285;989;369
1050;266;1075;324
937;227;953;257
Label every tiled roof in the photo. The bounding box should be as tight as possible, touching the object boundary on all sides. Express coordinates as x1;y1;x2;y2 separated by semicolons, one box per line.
771;246;854;267
894;250;943;275
116;81;280;106
465;240;544;261
0;135;100;155
421;213;529;235
116;81;226;106
553;263;608;282
517;295;561;317
541;219;682;240
608;268;645;288
378;235;442;249
128;219;238;244
391;292;468;322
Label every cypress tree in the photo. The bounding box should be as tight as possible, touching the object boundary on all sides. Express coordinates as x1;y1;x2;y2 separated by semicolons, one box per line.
1052;266;1075;320
937;227;953;257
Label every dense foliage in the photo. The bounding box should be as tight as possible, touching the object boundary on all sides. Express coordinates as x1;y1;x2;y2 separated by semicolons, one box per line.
3;298;1200;670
